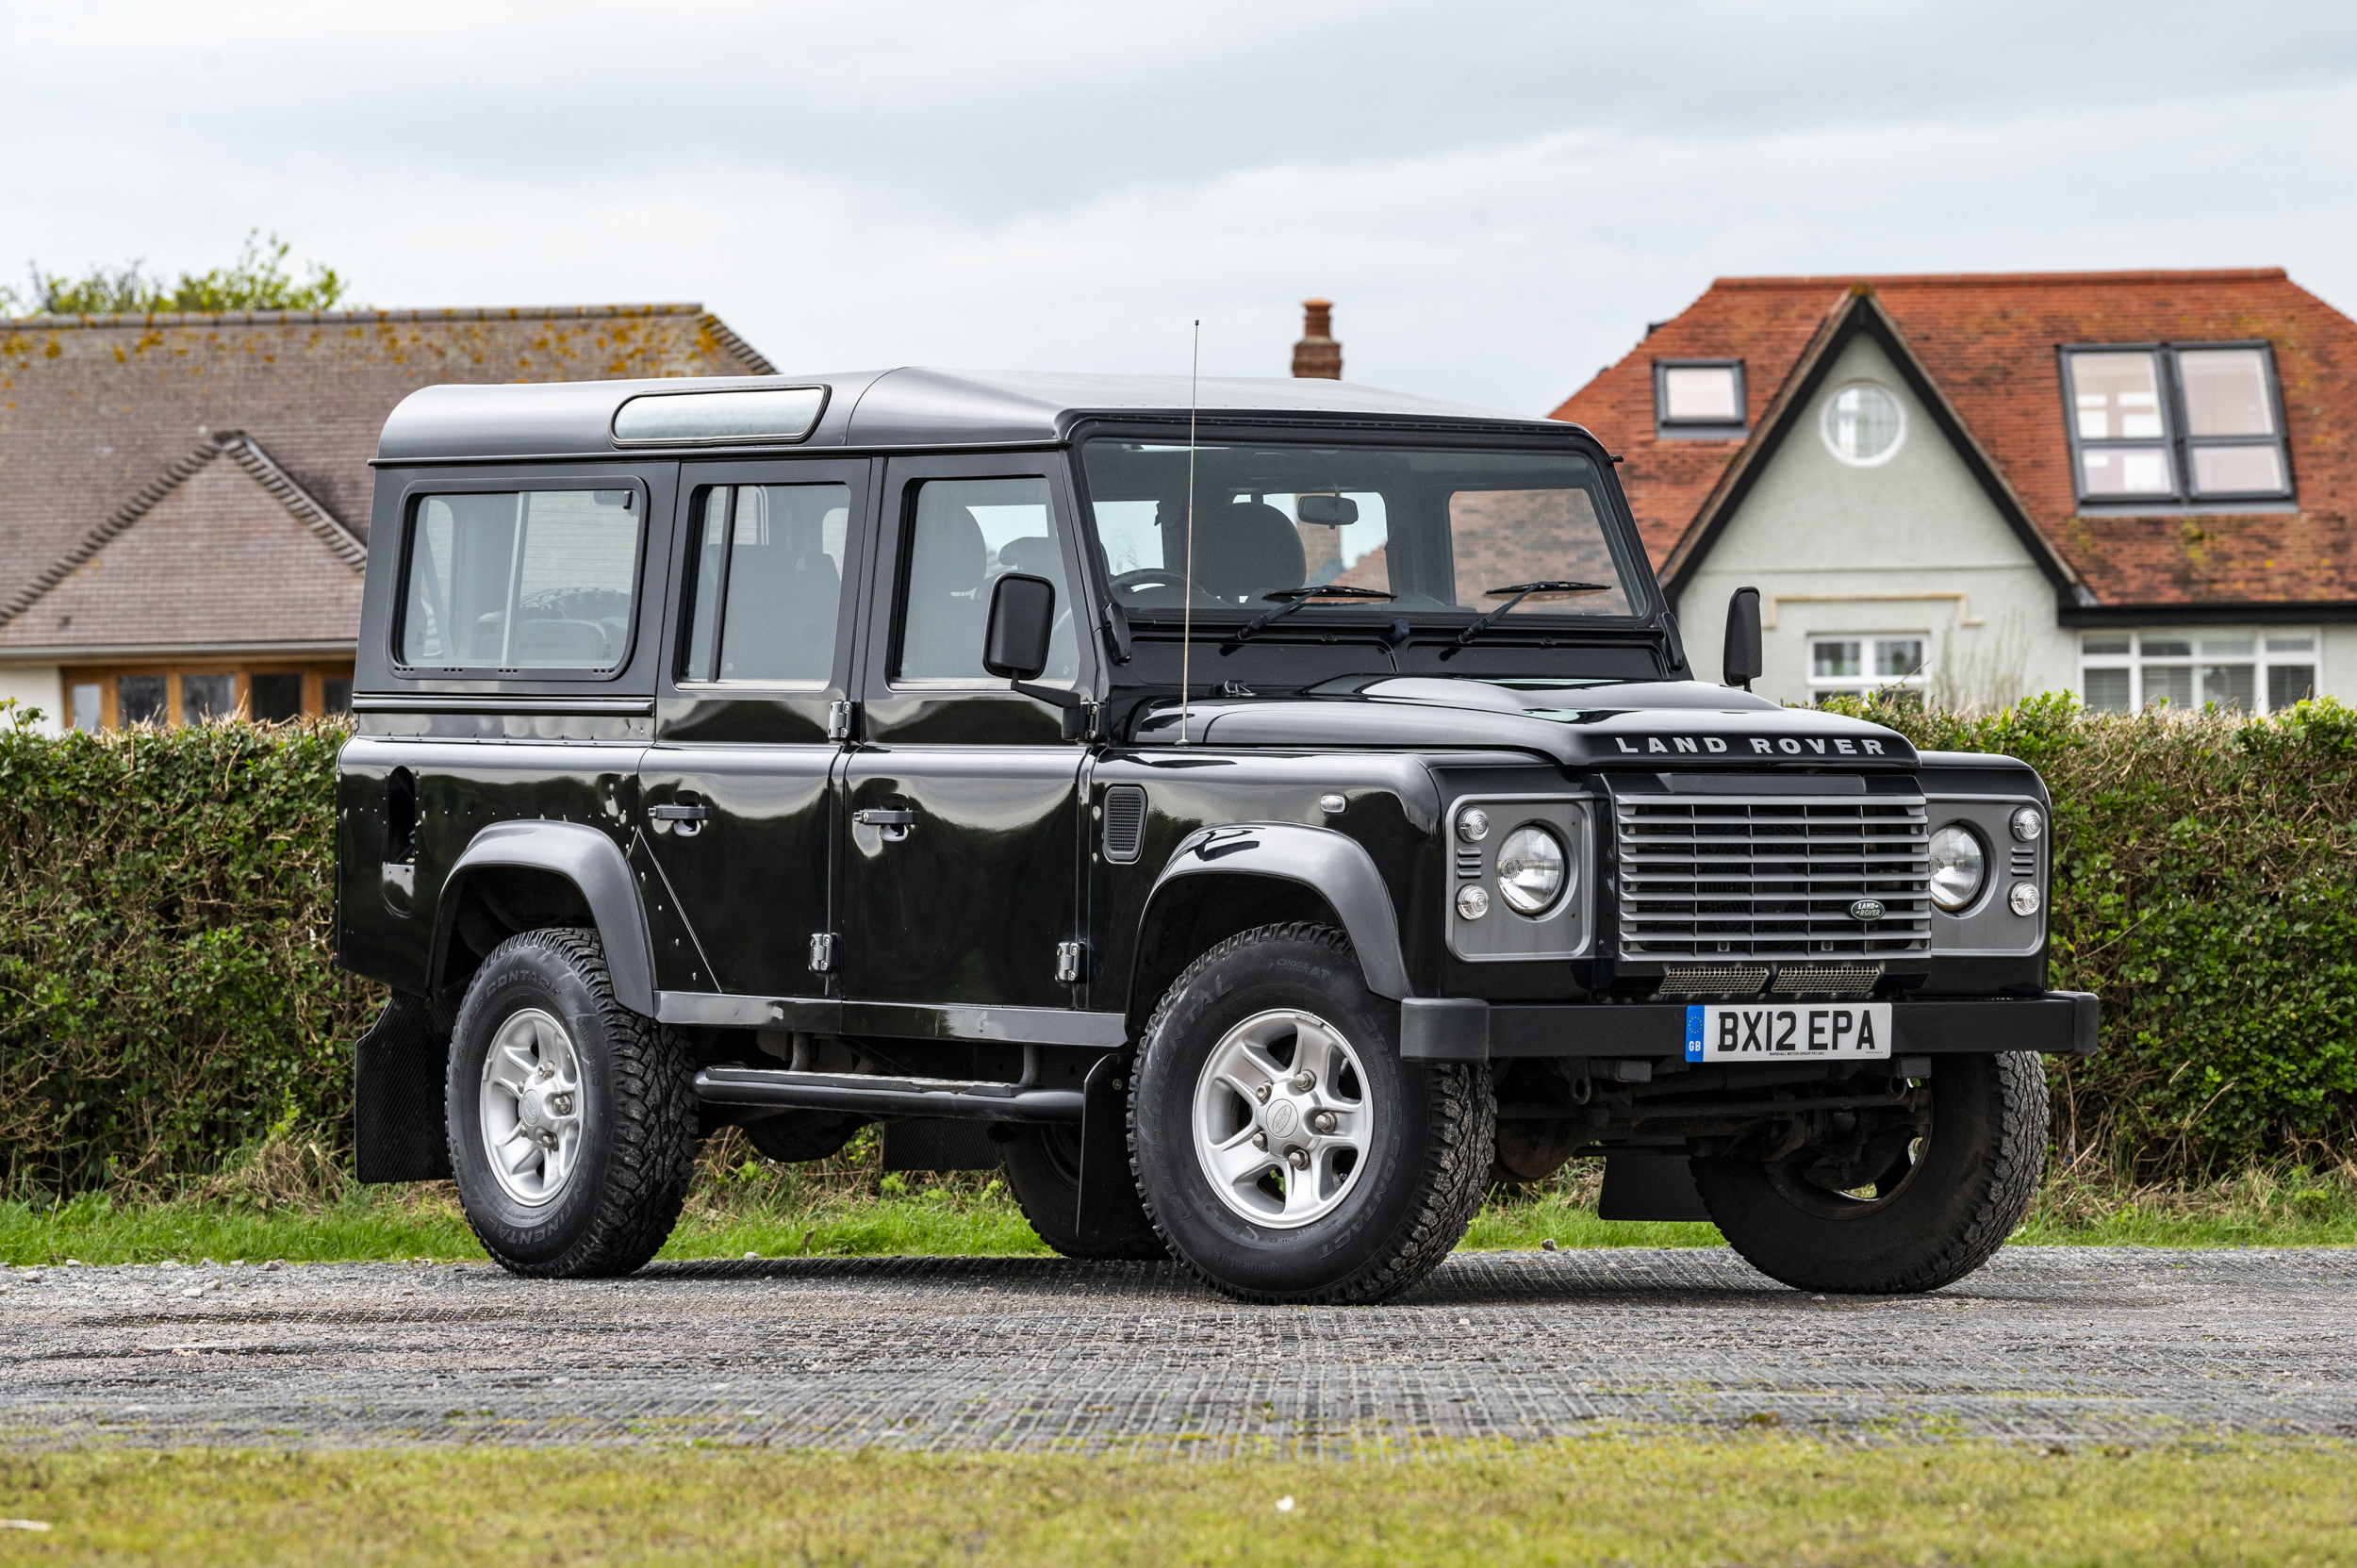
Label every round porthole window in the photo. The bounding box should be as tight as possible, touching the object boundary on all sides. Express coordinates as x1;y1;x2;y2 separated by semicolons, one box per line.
1821;382;1904;466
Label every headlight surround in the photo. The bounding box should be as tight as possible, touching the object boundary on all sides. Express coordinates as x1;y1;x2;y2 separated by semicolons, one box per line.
1494;825;1570;916
1928;823;1987;913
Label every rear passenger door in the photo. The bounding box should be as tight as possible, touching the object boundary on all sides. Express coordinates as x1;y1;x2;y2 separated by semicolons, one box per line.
637;460;871;1001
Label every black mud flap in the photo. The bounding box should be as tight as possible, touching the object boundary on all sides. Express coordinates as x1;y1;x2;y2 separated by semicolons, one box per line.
353;994;453;1183
1599;1151;1712;1222
881;1118;1003;1172
1073;1053;1137;1248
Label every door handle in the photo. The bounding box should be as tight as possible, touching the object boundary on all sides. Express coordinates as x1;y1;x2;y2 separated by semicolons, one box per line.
854;807;916;842
648;804;712;821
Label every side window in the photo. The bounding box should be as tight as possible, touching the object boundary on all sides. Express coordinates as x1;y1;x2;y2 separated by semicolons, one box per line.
895;476;1076;683
400;489;641;670
679;484;849;684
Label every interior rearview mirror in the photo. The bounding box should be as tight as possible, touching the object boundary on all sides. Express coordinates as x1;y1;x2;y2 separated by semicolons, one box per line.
1722;586;1762;691
983;572;1056;682
1295;493;1359;526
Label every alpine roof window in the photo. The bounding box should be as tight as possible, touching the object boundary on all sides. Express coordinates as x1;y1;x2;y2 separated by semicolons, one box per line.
2061;343;2291;506
1654;361;1746;436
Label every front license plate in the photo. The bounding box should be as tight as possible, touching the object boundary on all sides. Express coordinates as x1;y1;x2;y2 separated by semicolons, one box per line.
1685;1003;1892;1064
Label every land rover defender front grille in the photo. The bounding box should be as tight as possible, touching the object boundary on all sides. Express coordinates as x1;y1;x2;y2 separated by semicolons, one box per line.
1615;795;1931;962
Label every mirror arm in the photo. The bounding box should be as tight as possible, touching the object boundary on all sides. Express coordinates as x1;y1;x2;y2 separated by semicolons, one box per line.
1013;681;1096;742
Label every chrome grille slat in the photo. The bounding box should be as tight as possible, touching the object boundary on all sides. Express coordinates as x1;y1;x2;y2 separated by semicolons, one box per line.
1615;793;1932;962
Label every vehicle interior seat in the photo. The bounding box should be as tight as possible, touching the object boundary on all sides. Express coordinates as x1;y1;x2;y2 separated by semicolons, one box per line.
721;518;842;682
898;506;991;677
1177;500;1307;604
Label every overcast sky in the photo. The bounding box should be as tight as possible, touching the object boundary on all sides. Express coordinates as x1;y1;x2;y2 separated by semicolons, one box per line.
7;1;2355;413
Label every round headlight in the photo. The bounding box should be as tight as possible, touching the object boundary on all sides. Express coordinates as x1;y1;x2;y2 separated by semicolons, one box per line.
1928;824;1986;913
1495;825;1569;916
2008;882;2041;916
2011;806;2044;843
1456;808;1490;843
1455;884;1491;919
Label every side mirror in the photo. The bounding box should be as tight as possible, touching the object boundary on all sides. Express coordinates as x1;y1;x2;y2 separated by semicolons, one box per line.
1722;586;1762;691
1296;493;1359;526
982;572;1056;681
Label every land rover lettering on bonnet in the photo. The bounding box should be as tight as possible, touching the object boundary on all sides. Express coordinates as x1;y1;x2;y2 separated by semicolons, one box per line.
337;370;2094;1301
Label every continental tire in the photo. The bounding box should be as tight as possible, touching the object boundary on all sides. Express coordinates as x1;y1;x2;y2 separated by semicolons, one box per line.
1129;923;1492;1304
1691;1050;2048;1295
446;928;697;1278
1000;1124;1168;1261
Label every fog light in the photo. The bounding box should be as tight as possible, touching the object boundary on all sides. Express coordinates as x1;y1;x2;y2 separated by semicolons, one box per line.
1456;885;1491;919
2008;882;2041;916
2011;806;2044;842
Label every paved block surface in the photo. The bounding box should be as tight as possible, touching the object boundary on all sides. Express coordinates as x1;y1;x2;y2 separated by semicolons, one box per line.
3;1247;2351;1454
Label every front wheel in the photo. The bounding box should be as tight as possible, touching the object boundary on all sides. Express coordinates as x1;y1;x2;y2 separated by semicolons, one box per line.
1129;923;1492;1304
1691;1050;2048;1294
446;928;698;1278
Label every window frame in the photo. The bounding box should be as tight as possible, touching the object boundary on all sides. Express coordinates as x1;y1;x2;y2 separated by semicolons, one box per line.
1653;358;1748;438
2077;627;2318;715
2058;340;2294;509
388;476;652;682
1805;632;1931;704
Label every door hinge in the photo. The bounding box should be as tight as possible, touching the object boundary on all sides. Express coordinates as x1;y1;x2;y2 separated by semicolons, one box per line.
1055;940;1087;984
828;701;855;742
808;933;839;974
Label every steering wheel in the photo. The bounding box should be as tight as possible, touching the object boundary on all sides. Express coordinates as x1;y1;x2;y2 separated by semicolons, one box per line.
1110;568;1202;598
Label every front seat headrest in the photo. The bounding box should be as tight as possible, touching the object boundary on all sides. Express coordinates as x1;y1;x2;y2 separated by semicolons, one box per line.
1185;501;1307;602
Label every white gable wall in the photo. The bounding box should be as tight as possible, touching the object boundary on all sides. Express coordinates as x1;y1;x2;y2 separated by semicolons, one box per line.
1674;336;2077;709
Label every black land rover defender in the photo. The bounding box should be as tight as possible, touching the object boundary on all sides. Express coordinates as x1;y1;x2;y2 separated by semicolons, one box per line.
339;370;2094;1303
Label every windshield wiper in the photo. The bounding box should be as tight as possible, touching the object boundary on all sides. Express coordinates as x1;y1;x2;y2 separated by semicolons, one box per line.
1455;581;1611;645
1227;585;1396;646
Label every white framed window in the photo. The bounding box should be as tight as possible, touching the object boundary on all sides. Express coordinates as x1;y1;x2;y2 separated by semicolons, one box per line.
2079;629;2317;714
1821;382;1906;467
1809;634;1929;702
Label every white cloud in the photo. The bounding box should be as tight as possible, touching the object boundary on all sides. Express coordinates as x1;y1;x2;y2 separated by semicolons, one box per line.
6;0;2354;413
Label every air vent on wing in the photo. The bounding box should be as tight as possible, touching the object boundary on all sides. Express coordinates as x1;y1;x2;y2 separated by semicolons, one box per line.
1102;785;1147;864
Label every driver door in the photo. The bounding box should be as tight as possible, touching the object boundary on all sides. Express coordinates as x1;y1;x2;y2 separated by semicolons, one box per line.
835;453;1096;1019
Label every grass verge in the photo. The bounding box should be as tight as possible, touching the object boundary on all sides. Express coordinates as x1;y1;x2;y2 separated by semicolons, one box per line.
1;1439;2351;1565
8;1141;2355;1267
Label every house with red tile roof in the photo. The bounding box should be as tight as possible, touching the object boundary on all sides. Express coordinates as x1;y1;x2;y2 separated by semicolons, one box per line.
1551;269;2355;712
0;305;772;731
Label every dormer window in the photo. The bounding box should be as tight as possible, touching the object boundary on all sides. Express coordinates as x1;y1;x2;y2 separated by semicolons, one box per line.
1655;360;1746;437
2061;343;2292;506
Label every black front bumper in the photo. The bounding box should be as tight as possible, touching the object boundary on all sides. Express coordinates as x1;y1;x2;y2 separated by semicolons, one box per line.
1399;992;2099;1064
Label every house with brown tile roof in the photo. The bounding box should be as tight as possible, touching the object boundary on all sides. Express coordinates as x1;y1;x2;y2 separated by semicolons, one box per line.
1551;269;2356;712
0;304;772;730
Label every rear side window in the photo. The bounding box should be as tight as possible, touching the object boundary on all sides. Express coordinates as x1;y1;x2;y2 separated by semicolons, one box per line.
400;489;642;670
679;484;850;684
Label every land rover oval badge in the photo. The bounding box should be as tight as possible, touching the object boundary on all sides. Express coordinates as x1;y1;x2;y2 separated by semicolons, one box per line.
1848;898;1887;922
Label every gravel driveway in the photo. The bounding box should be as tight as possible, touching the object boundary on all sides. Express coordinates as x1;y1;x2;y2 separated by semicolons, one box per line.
3;1247;2351;1454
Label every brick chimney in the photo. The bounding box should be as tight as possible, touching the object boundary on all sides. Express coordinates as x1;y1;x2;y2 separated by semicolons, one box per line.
1292;299;1342;379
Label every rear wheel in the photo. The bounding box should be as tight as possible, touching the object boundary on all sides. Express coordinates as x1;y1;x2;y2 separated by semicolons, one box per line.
1692;1050;2047;1294
446;928;697;1278
1000;1125;1167;1261
1129;923;1492;1304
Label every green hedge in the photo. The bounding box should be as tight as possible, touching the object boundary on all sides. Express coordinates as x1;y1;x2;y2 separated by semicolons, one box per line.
0;714;377;1193
4;698;2352;1192
1825;692;2357;1176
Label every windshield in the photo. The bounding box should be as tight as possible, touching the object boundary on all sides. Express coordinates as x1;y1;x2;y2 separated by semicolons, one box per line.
1079;439;1644;625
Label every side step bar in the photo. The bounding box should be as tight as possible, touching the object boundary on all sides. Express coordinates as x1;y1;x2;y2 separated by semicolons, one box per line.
692;1065;1084;1124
